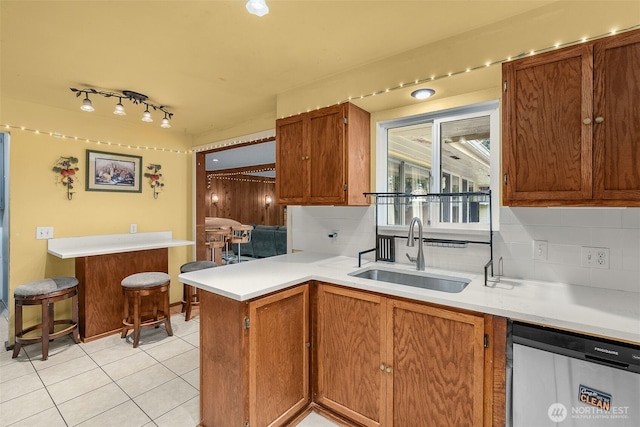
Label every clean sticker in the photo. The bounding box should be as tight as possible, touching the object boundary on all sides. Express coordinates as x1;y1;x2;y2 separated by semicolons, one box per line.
579;385;612;411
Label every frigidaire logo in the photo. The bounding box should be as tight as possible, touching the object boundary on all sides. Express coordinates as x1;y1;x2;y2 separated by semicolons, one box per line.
593;346;618;356
548;403;568;422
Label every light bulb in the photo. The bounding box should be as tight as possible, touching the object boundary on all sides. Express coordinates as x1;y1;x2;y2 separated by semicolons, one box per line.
81;95;94;112
161;117;171;128
410;88;436;100
141;108;153;123
113;101;126;116
246;0;269;16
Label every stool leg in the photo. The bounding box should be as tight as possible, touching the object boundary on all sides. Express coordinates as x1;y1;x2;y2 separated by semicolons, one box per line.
164;289;173;336
12;303;23;359
181;283;187;314
71;293;81;344
41;298;50;361
185;285;193;322
121;291;130;339
133;293;141;348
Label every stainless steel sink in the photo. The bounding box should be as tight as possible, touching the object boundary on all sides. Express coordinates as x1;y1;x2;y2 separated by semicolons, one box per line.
349;268;470;293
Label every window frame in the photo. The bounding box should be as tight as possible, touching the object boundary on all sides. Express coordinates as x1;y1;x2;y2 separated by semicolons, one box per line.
375;100;500;234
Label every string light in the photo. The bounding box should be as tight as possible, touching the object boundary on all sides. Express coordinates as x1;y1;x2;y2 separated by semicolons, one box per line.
0;124;191;154
276;25;640;120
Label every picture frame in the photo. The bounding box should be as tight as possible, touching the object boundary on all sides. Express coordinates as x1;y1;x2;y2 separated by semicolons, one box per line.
86;149;143;193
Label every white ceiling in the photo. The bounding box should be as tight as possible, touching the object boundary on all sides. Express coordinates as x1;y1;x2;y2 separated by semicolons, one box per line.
1;0;555;137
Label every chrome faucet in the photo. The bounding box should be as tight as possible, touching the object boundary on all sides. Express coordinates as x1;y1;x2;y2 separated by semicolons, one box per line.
406;217;425;271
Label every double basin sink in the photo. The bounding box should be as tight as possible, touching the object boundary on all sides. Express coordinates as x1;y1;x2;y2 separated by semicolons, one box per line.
349;268;470;293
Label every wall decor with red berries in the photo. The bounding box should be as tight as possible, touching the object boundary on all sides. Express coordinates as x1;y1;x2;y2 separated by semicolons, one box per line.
144;163;164;199
52;156;80;200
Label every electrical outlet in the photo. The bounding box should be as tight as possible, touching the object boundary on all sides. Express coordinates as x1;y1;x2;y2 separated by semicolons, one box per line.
130;224;137;234
533;240;548;260
581;246;609;269
36;226;54;240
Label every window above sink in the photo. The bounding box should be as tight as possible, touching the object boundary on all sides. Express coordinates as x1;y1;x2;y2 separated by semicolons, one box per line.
375;101;500;233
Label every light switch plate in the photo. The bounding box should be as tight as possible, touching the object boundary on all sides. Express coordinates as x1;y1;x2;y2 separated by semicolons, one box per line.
533;240;548;261
36;226;54;240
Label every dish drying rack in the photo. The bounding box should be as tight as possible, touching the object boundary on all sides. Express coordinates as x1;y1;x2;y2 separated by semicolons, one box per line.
358;190;501;286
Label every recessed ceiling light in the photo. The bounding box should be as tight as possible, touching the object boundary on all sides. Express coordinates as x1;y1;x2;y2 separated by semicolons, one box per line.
411;88;436;100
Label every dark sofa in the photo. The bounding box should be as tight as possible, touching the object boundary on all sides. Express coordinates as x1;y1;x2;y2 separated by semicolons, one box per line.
231;225;287;260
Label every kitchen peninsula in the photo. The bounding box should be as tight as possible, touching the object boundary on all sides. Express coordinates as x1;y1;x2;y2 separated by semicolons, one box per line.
49;231;193;341
179;251;640;426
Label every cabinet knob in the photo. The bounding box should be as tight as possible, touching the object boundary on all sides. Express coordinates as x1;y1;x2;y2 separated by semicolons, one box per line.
301;156;305;160
595;116;604;124
583;118;592;125
305;156;310;160
380;364;385;371
385;367;392;373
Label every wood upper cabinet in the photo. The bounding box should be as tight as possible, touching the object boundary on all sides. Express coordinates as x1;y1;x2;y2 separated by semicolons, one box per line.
502;29;640;206
315;284;487;427
276;102;370;206
199;284;309;427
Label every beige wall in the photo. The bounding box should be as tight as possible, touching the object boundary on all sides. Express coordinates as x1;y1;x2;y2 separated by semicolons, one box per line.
3;98;193;336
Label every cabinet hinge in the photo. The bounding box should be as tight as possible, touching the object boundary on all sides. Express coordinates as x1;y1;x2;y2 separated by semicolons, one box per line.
484;334;489;348
503;173;508;186
343;117;348;125
503;80;508;92
243;316;250;330
343;183;348;191
244;422;250;427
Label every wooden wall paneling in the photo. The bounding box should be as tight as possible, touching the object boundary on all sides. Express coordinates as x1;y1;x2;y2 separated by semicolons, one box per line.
75;248;168;341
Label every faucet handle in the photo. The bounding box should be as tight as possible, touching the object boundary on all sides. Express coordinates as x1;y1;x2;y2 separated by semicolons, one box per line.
406;253;417;263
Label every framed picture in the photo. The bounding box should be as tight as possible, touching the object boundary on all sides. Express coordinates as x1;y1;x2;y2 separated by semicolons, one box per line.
86;149;142;193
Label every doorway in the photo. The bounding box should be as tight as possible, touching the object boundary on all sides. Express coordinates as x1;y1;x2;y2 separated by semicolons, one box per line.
194;137;284;260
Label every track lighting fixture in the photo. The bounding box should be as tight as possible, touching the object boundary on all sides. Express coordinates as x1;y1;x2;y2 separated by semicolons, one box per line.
246;0;269;16
80;93;94;112
113;98;126;116
160;113;171;129
70;88;173;129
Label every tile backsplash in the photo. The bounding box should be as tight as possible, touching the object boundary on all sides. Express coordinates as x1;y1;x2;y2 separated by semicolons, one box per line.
290;206;640;293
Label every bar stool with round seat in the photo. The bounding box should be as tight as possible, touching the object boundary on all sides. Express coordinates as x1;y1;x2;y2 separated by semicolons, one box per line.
227;224;254;264
179;261;217;321
120;272;173;348
12;276;80;361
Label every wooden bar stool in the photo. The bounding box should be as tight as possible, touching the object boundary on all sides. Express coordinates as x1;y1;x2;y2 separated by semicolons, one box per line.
12;277;80;361
120;272;173;348
206;228;229;265
180;261;217;321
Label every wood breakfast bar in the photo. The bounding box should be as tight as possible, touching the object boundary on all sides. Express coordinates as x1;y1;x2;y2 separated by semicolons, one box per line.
48;231;193;342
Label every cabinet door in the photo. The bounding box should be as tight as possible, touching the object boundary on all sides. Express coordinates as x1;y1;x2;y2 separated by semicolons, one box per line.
315;285;386;426
502;44;593;205
387;300;485;427
307;105;347;204
593;30;640;201
276;114;308;204
249;285;310;426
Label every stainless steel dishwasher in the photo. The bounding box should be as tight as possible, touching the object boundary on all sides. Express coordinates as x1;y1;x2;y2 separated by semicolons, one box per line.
511;321;640;426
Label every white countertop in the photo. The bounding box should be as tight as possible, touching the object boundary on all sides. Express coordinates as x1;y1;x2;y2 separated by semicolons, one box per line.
179;251;640;344
48;231;194;258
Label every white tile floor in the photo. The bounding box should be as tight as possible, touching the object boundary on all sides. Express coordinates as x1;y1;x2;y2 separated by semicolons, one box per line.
0;307;338;427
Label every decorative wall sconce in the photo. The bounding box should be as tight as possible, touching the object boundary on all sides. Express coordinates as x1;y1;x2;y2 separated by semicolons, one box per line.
70;88;173;129
52;156;79;200
211;193;219;204
265;195;273;207
144;164;164;199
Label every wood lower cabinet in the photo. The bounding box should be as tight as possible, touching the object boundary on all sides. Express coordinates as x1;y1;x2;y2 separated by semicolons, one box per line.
314;286;386;426
199;284;309;427
314;284;494;427
199;281;506;426
275;102;370;206
502;28;640;206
